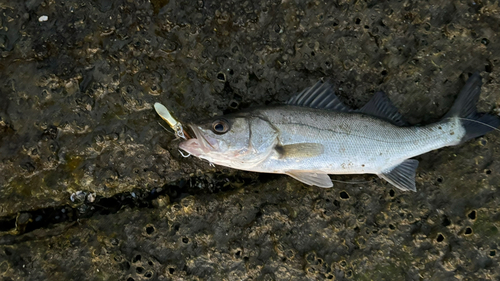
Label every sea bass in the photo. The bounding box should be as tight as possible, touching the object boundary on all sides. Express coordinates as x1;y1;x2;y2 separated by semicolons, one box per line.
178;73;499;191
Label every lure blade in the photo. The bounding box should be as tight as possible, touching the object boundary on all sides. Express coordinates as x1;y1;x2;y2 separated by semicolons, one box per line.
154;102;191;139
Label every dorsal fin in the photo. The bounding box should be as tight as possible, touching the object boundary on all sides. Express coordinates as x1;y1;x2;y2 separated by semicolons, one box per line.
287;81;407;126
286;81;352;112
359;91;408;126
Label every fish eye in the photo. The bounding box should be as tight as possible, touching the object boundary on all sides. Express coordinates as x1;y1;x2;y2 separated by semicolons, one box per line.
211;119;230;134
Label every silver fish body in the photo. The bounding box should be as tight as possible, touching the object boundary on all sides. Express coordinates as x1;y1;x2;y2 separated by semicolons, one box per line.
178;73;499;191
247;106;464;174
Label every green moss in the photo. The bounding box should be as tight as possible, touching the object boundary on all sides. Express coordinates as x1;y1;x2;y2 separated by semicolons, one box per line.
65;155;85;184
473;211;499;238
356;263;406;281
65;155;84;172
43;171;60;190
22;178;37;197
354;250;413;281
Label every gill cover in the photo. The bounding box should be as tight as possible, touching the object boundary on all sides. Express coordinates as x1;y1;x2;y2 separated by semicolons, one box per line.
180;114;279;169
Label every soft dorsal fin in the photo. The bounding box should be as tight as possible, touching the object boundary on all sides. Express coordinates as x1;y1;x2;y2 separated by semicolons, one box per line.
286;81;352;112
378;159;419;192
359;91;408;126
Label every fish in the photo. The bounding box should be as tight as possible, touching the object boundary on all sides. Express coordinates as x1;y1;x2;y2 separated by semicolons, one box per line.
177;73;500;191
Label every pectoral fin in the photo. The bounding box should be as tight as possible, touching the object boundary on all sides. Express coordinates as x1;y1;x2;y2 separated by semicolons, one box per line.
378;159;419;192
275;143;324;159
285;171;333;188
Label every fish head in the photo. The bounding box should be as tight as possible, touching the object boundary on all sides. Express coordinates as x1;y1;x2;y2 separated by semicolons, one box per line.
179;113;279;169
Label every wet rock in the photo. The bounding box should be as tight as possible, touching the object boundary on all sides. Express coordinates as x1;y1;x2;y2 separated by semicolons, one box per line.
1;0;500;280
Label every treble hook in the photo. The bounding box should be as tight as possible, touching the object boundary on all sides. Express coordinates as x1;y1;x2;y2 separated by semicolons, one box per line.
178;149;191;158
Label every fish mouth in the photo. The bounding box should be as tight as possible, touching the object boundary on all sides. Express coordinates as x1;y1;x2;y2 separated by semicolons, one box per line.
178;125;218;156
192;125;217;149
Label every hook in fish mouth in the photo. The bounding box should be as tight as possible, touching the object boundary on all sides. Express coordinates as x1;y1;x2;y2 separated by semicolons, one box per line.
178;125;218;156
190;125;216;150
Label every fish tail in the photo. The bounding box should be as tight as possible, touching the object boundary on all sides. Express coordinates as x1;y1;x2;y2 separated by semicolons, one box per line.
444;72;500;143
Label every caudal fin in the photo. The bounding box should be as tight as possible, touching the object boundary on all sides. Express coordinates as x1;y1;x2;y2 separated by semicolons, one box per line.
444;72;500;143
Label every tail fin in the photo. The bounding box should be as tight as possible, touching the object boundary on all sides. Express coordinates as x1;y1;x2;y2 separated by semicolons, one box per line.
444;72;500;143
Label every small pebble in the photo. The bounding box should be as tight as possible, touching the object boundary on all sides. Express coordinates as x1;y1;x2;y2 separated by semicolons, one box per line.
87;193;96;203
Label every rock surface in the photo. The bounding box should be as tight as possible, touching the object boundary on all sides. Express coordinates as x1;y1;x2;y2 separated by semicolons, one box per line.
1;0;500;280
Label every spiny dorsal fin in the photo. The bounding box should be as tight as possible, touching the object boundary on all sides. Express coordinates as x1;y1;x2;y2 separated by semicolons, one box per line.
285;170;333;188
359;91;408;126
286;81;352;112
378;159;419;192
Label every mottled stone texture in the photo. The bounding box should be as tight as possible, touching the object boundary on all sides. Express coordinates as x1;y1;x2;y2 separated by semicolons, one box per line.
1;0;500;280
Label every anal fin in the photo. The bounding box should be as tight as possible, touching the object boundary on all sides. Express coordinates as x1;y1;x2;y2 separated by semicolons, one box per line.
285;171;333;188
378;159;419;192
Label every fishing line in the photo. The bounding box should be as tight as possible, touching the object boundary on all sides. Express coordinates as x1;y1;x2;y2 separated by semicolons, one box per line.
157;121;175;135
456;117;500;133
330;179;371;184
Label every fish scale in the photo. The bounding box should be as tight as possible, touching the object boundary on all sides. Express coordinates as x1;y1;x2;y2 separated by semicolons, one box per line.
255;106;464;175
